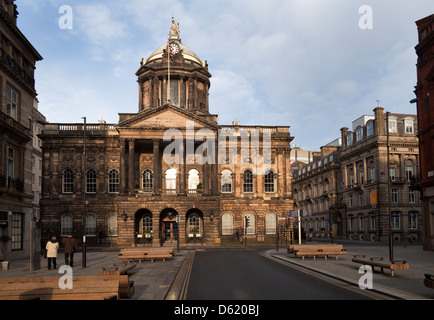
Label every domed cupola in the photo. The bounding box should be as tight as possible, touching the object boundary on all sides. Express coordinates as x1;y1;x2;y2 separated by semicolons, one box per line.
136;18;212;115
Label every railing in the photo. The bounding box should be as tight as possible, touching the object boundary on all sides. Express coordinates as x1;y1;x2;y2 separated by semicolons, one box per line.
0;174;24;191
47;123;117;132
0;47;35;89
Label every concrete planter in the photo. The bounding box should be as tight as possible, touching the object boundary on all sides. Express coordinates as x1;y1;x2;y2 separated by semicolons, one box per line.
1;261;10;270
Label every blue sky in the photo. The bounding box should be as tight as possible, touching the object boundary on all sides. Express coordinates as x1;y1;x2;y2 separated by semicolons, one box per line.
16;0;434;151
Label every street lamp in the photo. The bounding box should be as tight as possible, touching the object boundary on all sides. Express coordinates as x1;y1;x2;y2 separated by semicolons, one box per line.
82;116;87;268
386;112;394;263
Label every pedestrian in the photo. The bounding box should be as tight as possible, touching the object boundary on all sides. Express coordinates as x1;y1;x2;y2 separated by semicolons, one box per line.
45;236;59;270
62;234;79;267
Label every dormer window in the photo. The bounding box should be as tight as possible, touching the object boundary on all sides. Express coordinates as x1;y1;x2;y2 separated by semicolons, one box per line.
346;132;352;146
404;118;414;134
356;127;362;142
388;116;397;133
367;121;374;137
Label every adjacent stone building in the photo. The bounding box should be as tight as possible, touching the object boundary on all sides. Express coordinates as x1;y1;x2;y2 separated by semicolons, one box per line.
39;20;294;247
292;107;422;243
0;0;43;261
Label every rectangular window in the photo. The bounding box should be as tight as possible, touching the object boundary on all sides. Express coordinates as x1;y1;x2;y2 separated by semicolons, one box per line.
359;216;365;230
6;87;18;120
391;189;398;203
391;213;400;230
404;119;414;134
409;189;416;203
388;119;397;133
389;168;396;181
356;128;362;142
370;215;376;230
11;213;23;250
369;167;375;183
367;122;374;137
7;147;14;178
349;216;354;231
408;213;417;229
346;133;352;146
405;166;414;181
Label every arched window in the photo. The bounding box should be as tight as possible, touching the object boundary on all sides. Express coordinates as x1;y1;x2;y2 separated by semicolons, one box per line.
188;169;200;192
142;213;153;235
108;169;119;193
221;169;232;193
86;169;97;193
106;213;117;236
165;168;177;194
188;213;201;235
222;213;234;235
243;170;253;193
265;213;277;234
85;215;97;236
62;169;74;194
142;169;154;191
264;170;275;193
244;212;255;235
61;213;73;236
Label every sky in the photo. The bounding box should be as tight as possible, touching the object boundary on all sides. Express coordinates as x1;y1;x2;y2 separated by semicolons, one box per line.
15;0;434;151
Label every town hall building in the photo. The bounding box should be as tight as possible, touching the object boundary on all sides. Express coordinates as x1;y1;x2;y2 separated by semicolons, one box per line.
39;20;294;247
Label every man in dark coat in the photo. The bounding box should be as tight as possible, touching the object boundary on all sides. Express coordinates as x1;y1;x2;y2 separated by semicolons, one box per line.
62;235;79;267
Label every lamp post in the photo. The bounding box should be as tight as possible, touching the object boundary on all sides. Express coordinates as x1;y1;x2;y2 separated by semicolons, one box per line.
386;112;394;263
82;116;87;268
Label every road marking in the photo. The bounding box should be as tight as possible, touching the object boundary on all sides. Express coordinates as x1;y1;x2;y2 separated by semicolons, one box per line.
179;250;195;300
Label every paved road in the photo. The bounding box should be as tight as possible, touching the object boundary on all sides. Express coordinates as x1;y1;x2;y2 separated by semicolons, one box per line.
185;248;372;300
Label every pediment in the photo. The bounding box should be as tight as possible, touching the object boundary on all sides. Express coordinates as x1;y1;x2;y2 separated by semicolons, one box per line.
118;104;218;130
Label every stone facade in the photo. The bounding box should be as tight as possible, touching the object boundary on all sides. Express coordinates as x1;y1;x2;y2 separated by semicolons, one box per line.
39;22;294;247
293;107;422;243
0;0;43;260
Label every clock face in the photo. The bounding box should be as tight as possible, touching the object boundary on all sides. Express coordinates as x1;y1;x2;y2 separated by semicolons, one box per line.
170;43;179;54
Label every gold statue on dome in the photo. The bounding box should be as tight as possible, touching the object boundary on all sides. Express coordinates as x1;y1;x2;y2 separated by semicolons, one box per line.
169;17;180;40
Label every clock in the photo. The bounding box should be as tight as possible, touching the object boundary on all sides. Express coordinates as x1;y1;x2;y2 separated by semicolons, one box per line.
170;43;179;55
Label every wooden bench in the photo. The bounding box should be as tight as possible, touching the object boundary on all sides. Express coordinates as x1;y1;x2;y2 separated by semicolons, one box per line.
0;275;134;300
424;274;434;289
0;277;120;300
100;262;137;276
288;244;347;260
118;247;174;263
352;255;410;277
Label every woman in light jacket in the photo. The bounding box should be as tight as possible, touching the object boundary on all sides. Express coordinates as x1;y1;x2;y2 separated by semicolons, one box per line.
46;236;59;270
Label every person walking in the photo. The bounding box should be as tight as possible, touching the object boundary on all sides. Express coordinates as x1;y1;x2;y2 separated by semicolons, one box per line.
46;236;59;270
62;234;79;267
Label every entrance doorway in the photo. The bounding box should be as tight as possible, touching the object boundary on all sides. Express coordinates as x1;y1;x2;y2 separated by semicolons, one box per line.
160;208;179;244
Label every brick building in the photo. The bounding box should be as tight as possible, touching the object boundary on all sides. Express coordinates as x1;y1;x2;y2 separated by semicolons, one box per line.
39;20;294;247
413;14;434;250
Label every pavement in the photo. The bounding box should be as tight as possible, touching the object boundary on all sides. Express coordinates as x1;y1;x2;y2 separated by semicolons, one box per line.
0;241;433;300
264;241;434;300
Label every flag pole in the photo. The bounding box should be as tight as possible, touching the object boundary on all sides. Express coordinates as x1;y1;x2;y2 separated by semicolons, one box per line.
167;41;171;104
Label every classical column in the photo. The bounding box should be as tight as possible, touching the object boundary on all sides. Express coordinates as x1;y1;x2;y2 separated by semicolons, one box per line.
128;139;135;195
179;140;186;195
119;139;126;194
153;139;161;195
